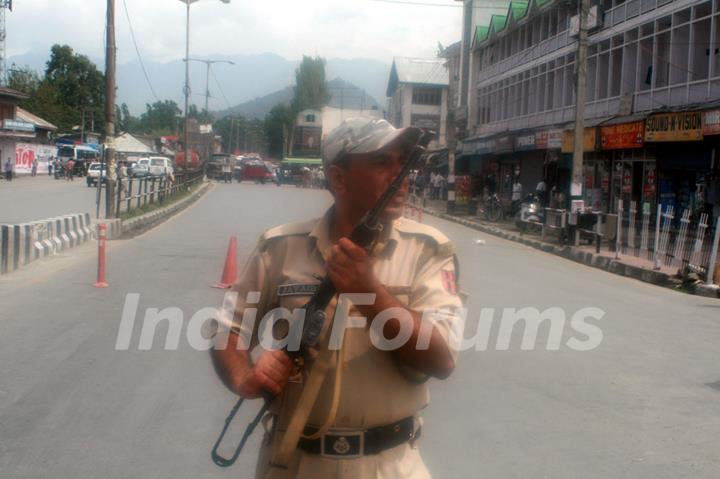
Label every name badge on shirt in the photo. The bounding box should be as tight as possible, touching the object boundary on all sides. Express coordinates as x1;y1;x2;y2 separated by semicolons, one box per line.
277;283;320;297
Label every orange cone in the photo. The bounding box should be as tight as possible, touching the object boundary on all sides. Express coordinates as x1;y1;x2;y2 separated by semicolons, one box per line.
213;236;238;289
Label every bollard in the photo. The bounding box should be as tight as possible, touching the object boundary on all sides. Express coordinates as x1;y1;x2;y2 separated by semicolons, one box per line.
94;223;109;288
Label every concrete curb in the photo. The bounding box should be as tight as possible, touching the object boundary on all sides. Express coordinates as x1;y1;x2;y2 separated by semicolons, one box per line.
412;204;719;299
1;213;94;276
112;181;212;239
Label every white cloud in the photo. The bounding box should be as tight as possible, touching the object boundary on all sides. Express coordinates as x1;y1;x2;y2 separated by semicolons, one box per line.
7;0;461;64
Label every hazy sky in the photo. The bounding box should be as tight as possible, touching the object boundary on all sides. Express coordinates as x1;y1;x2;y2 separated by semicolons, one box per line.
8;0;461;64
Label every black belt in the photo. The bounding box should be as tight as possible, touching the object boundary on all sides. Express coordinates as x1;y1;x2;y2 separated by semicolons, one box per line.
297;417;419;458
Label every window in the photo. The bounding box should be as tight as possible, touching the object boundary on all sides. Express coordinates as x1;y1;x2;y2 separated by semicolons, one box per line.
412;87;442;105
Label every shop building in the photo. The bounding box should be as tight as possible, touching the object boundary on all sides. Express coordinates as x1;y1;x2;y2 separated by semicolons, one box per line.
455;0;720;216
387;57;449;150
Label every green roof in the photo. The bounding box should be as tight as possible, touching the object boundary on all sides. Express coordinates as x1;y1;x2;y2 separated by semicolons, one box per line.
509;0;529;20
490;14;508;33
282;157;322;165
473;0;561;46
476;26;490;43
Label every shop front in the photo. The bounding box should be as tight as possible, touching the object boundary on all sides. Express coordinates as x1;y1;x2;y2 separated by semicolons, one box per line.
596;120;648;214
702;108;720;222
562;127;599;210
645;111;708;216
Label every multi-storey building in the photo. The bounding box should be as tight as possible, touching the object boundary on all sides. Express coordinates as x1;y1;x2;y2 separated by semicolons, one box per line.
387;57;449;150
457;0;720;218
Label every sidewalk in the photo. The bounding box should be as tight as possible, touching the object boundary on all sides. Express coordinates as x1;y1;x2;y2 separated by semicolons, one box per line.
407;196;720;299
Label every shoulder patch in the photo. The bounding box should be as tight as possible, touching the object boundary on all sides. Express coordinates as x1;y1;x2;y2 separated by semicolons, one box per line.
394;218;455;259
393;218;452;246
258;219;316;248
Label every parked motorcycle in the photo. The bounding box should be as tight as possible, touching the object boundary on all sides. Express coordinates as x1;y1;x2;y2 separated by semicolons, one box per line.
515;193;544;233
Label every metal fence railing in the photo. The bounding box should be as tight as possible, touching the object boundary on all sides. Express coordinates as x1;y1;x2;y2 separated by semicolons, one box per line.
114;171;204;218
517;202;720;285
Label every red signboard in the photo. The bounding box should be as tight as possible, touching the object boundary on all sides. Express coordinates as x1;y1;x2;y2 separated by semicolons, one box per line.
600;121;644;150
703;109;720;136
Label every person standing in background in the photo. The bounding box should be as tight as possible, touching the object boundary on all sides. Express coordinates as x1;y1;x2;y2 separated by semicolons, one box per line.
4;158;13;181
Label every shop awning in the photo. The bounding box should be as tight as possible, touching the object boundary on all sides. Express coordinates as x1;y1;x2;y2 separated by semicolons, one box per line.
282;157;322;165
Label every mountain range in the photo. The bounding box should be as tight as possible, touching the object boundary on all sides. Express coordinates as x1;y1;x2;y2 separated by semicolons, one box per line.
8;51;391;118
217;77;383;120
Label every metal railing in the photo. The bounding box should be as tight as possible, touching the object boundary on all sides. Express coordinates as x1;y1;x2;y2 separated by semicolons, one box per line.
518;202;719;285
114;171;204;218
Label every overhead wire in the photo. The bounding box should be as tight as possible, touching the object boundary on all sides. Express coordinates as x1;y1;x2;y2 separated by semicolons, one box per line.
210;65;233;111
121;0;160;103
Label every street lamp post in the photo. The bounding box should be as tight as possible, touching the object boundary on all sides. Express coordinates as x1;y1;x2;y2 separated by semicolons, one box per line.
185;58;235;116
178;0;231;175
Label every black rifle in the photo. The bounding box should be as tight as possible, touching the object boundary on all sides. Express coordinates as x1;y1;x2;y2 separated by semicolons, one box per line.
211;130;433;467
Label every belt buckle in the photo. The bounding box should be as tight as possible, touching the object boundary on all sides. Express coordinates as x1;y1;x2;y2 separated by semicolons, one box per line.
320;430;364;459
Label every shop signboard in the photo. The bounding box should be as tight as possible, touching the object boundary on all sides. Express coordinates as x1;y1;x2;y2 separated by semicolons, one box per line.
561;128;597;153
3;119;35;133
532;130;564;150
15;143;55;174
463;138;494;155
536;131;548;149
600;121;644;149
622;164;632;194
645;111;703;142
455;175;472;205
702;108;720;136
514;133;536;151
494;136;513;153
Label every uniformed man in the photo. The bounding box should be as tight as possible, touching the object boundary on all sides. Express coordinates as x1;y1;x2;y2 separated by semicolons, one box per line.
211;117;463;479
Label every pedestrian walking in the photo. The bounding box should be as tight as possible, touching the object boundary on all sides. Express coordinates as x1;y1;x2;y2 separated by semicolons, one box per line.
512;177;523;216
31;158;38;177
48;157;54;176
211;117;463;479
535;178;547;206
4;158;12;181
66;159;75;182
119;163;128;195
222;158;232;183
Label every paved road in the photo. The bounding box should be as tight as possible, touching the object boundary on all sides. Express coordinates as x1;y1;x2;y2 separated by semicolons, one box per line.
0;175;106;223
0;183;719;478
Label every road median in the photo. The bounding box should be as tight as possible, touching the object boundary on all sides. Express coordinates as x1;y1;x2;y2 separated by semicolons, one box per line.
108;180;212;239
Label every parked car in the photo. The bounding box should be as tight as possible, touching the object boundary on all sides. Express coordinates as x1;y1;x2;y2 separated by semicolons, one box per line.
148;156;174;177
239;160;274;184
133;158;150;178
86;162;106;187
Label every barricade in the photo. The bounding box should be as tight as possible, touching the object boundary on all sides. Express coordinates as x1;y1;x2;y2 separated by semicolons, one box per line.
0;213;94;276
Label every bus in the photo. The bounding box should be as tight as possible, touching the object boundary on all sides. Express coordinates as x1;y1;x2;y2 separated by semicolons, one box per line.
57;145;101;176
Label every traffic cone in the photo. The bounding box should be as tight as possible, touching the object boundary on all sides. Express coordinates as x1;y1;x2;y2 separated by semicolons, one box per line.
212;236;238;289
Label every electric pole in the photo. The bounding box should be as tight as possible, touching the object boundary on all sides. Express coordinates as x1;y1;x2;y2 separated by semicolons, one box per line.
446;106;457;214
104;0;117;218
0;0;11;87
571;0;590;205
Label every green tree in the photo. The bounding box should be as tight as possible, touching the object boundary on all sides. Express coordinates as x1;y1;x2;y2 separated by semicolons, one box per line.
214;115;246;153
44;44;105;133
116;103;142;133
293;56;330;112
139;100;181;135
263;103;294;159
8;64;41;94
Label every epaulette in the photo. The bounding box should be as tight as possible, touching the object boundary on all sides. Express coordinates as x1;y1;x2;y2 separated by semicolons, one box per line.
393;218;455;258
258;219;315;250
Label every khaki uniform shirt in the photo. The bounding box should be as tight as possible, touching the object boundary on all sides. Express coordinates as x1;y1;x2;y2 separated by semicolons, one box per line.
228;208;463;479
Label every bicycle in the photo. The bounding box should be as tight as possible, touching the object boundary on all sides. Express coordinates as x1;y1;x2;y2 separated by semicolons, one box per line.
479;194;503;222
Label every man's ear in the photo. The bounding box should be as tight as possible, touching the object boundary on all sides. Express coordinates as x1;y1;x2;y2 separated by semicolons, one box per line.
327;165;347;196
